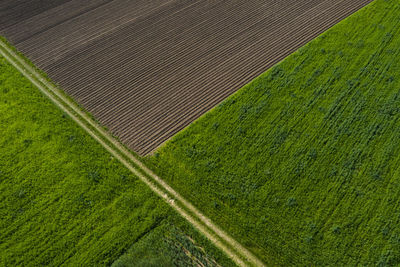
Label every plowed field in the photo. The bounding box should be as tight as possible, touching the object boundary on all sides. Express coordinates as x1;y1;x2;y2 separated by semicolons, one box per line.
0;0;373;155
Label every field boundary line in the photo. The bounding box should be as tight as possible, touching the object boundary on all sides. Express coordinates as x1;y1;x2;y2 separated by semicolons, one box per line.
0;40;266;267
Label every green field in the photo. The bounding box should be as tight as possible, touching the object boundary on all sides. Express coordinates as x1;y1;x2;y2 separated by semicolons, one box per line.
147;0;400;265
0;55;233;266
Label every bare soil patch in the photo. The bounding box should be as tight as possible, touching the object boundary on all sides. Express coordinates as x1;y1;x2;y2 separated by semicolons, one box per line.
0;0;373;155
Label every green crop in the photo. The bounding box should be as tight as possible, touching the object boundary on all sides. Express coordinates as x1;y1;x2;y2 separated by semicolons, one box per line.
147;0;400;265
0;56;233;266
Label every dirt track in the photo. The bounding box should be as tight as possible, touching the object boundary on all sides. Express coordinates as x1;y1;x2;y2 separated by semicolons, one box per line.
0;0;373;155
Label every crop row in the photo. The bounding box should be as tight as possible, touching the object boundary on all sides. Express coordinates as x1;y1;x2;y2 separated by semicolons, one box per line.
1;0;372;155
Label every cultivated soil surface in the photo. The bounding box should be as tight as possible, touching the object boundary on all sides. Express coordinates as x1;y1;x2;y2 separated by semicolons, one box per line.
0;0;373;155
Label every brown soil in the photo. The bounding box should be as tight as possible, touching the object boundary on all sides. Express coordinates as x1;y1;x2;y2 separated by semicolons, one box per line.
0;0;373;155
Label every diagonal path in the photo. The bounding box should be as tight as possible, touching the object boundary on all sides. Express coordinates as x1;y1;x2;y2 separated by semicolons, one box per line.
0;39;266;267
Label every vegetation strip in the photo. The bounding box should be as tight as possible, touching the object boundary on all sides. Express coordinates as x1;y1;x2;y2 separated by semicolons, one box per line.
0;40;264;267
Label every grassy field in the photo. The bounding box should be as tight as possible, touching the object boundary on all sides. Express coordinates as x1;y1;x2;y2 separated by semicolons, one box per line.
0;55;233;266
147;0;400;265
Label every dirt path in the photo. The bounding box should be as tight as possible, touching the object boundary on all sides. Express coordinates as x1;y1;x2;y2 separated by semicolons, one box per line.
0;40;265;267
